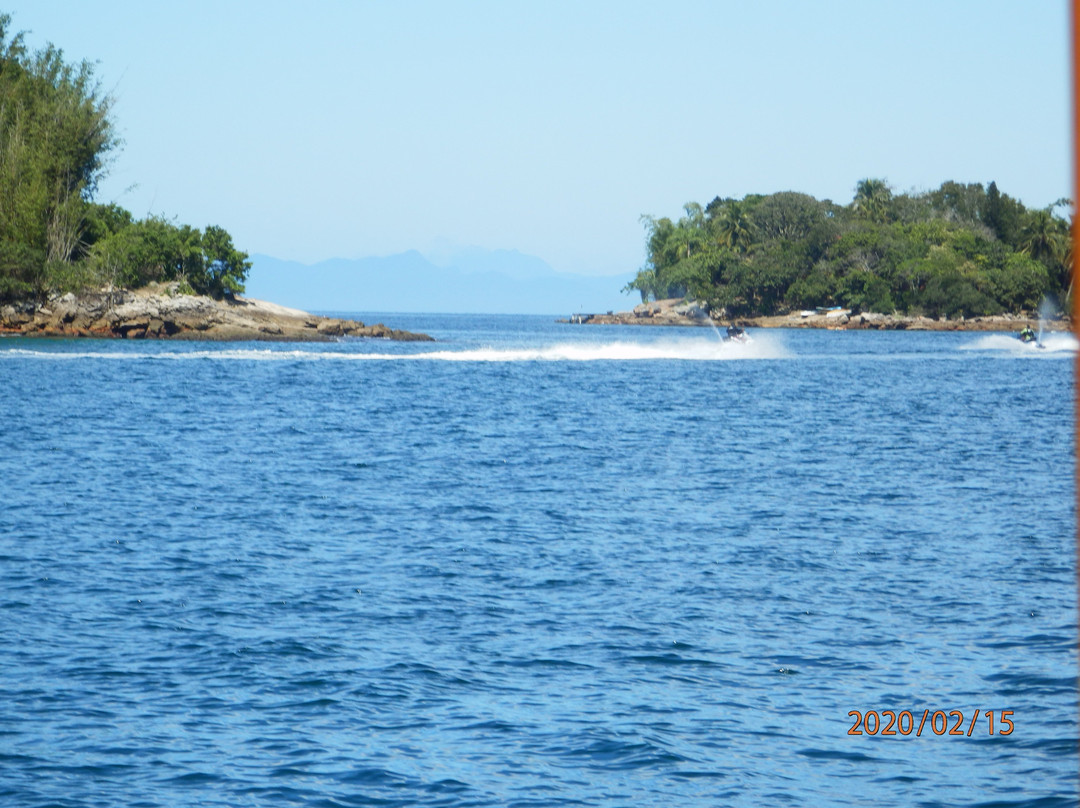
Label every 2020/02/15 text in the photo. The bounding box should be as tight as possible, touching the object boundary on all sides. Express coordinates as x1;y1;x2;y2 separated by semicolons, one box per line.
848;710;1014;737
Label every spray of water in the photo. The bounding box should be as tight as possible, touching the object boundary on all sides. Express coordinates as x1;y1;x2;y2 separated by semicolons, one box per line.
963;332;1079;353
1036;296;1060;346
702;312;726;343
685;303;726;343
690;303;754;347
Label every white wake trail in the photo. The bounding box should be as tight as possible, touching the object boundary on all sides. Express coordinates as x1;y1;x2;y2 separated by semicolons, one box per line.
0;336;788;362
962;333;1078;354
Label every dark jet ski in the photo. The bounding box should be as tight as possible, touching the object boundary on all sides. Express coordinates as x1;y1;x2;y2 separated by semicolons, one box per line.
725;326;750;344
1018;327;1044;348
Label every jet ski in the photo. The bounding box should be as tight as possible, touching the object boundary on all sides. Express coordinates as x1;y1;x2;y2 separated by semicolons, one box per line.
725;326;750;344
1018;327;1045;348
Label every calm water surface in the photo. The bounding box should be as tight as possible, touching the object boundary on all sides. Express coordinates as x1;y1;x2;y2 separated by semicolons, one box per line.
1;316;1076;807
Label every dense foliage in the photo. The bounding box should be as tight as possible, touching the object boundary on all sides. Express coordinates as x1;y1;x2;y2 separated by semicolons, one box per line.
626;179;1072;318
0;14;248;302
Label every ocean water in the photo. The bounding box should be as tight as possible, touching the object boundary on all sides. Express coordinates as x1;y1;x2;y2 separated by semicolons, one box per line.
1;314;1076;808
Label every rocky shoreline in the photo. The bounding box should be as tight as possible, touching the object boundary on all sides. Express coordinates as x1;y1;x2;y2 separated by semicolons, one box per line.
0;284;433;342
560;298;1070;333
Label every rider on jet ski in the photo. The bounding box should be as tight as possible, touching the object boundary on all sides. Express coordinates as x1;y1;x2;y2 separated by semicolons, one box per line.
725;326;747;343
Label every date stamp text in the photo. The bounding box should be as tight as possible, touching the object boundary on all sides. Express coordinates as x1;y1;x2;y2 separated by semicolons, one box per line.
848;709;1014;737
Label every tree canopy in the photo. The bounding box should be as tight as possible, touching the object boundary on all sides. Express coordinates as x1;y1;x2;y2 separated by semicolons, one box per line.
0;14;249;302
626;179;1072;319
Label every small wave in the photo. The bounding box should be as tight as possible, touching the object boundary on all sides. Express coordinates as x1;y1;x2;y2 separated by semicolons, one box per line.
798;748;879;763
167;771;232;784
962;333;1078;353
0;336;787;362
546;734;692;770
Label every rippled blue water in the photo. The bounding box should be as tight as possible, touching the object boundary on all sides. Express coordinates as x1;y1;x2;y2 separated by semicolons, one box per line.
1;316;1076;807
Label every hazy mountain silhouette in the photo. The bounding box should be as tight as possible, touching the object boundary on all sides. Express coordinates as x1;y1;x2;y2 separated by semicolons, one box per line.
245;249;636;314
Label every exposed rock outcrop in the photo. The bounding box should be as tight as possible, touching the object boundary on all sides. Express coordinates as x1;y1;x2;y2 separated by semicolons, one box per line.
560;297;1069;333
563;298;719;326
0;285;433;342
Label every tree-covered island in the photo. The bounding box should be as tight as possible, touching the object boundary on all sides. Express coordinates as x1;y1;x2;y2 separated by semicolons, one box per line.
0;15;431;341
4;10;1066;336
0;15;249;303
621;180;1071;325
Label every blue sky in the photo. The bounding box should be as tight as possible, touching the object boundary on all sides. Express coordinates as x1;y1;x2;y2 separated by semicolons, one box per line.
6;1;1071;278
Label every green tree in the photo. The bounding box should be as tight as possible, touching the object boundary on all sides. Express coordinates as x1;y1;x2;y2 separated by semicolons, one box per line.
839;270;895;313
0;15;252;304
631;183;1065;318
0;15;116;263
88;218;249;299
623;268;659;303
640;215;676;274
853;178;893;223
630;213;705;300
0;240;45;301
1016;207;1069;300
1017;208;1067;266
197;225;250;298
980;181;1021;245
785;268;838;310
710;199;756;252
752;192;825;241
929;181;986;226
986;253;1050;312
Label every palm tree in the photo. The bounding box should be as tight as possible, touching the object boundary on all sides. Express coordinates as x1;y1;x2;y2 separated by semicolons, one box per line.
1018;207;1070;299
669;224;704;261
713;200;756;253
670;202;707;260
853;178;893;223
1018;208;1067;266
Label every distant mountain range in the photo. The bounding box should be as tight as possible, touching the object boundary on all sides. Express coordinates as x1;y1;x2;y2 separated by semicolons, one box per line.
244;248;637;315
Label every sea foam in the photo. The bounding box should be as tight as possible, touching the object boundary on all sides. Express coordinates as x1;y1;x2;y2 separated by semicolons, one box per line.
0;335;789;362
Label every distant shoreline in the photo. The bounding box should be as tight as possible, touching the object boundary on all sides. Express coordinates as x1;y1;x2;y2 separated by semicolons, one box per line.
559;299;1070;332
